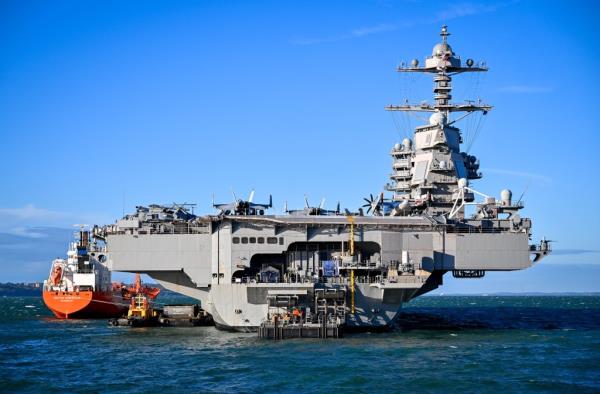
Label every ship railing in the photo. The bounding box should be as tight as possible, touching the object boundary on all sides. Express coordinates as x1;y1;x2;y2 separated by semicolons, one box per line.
379;275;427;285
446;226;504;234
233;270;425;285
530;243;552;253
337;261;381;269
233;276;259;284
233;275;316;285
105;223;211;236
43;281;67;292
43;280;54;292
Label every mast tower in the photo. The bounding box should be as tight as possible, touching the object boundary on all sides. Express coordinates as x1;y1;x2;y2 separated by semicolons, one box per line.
385;26;491;216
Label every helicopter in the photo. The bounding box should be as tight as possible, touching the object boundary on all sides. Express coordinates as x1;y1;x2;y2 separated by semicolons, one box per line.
362;192;410;216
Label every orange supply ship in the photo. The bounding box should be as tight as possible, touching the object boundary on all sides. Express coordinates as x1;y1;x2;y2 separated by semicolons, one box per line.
42;228;129;319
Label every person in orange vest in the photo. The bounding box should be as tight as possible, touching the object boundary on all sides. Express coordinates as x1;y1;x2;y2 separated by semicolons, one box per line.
292;307;301;323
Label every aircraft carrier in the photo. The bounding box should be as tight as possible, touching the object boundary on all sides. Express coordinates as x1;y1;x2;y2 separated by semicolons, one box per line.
95;26;551;333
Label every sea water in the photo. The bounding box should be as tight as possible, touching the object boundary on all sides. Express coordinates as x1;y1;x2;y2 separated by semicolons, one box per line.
1;295;598;393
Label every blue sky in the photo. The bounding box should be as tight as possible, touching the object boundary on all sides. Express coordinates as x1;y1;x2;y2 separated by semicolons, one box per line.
0;1;598;292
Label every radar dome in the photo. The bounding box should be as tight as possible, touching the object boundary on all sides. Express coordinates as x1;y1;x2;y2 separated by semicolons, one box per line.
402;138;412;149
458;178;468;189
432;43;453;58
501;189;512;205
394;142;401;150
429;112;446;126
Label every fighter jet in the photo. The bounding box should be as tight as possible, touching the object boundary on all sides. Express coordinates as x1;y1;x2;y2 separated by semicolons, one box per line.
285;195;340;216
213;190;272;216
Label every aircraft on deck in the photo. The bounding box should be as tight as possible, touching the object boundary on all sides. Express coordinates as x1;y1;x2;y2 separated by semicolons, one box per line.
285;196;341;216
213;190;272;216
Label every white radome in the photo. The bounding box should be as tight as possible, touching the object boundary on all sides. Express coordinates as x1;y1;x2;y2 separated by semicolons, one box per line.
429;112;446;126
501;189;512;204
432;42;453;57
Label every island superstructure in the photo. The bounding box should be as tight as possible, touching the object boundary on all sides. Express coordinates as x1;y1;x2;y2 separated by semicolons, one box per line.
96;27;551;331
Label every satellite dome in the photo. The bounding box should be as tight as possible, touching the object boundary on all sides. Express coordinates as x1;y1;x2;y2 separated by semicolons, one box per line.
432;43;453;58
458;178;468;188
429;112;446;126
402;138;412;149
501;189;512;205
394;142;401;150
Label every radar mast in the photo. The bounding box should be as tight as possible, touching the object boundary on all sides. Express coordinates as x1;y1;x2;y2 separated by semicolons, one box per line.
385;26;490;216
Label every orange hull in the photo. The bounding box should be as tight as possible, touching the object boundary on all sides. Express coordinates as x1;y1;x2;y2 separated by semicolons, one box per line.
43;290;128;319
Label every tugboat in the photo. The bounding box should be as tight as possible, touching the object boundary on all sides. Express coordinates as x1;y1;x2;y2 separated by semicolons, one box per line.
125;292;161;327
42;226;129;319
109;274;161;327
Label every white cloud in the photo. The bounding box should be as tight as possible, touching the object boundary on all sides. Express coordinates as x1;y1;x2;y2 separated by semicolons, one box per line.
290;22;399;45
290;1;511;46
551;249;600;256
498;85;553;93
10;227;49;239
434;3;502;21
481;168;552;184
0;204;113;235
351;23;397;38
0;204;65;221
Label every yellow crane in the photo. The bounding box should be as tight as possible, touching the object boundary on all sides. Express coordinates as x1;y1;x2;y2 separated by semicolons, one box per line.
347;216;355;314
